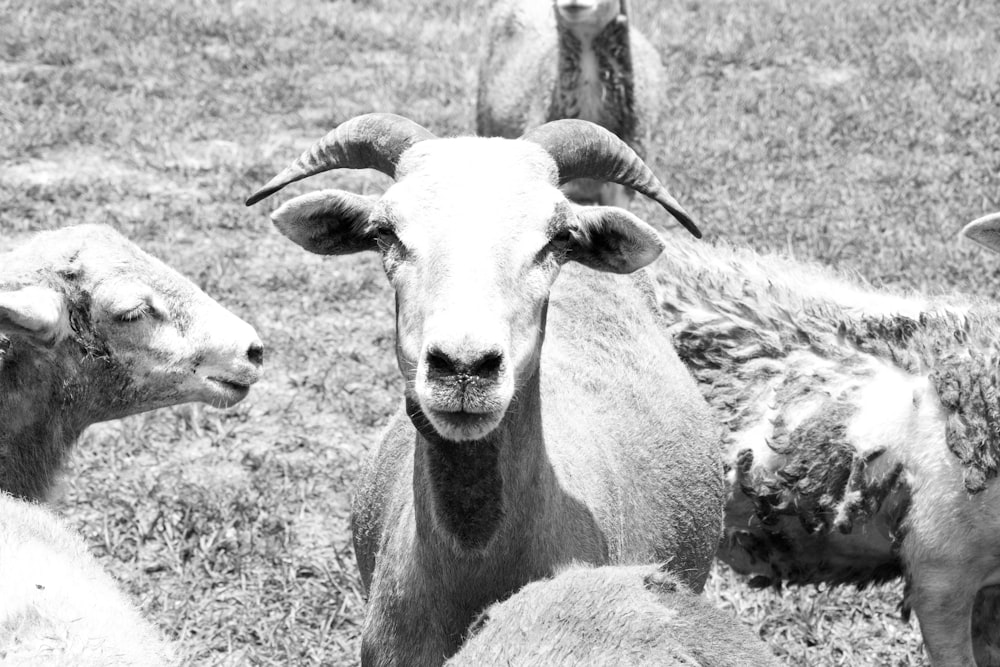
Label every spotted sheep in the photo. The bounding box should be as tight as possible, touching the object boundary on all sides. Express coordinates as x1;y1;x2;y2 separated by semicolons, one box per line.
0;492;174;666
477;0;677;213
247;113;723;665
652;212;1000;666
446;563;782;666
0;225;263;501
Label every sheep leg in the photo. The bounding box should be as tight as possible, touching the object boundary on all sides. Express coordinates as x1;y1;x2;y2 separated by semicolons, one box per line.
909;565;978;666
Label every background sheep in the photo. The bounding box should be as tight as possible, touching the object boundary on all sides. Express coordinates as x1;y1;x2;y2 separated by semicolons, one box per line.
651;215;1000;665
247;113;720;665
477;0;670;209
0;224;263;501
447;563;782;666
0;492;173;666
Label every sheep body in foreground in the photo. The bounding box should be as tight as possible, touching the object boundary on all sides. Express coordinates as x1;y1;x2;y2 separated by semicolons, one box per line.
0;224;263;501
477;0;667;207
653;215;1000;666
0;492;173;666
447;563;781;666
248;113;721;665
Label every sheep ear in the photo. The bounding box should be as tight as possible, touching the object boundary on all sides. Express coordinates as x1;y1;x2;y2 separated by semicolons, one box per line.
962;212;1000;255
271;189;378;255
566;206;666;273
0;286;69;345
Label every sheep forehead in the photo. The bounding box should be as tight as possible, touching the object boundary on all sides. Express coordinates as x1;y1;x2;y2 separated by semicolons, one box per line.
385;137;564;255
10;225;200;305
396;137;558;190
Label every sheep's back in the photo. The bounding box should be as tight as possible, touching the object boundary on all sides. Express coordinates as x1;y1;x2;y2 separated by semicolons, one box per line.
447;564;782;666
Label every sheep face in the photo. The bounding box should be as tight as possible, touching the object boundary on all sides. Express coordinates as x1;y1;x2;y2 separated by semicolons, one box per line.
269;136;665;443
554;0;621;36
0;225;263;420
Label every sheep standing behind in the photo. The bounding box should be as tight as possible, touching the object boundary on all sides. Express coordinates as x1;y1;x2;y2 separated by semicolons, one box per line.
0;224;263;501
477;0;668;209
446;563;782;666
0;492;173;666
652;213;1000;665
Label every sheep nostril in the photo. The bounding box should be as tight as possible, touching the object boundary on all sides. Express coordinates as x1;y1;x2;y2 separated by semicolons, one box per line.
425;347;457;378
469;350;504;380
247;341;264;367
425;346;504;384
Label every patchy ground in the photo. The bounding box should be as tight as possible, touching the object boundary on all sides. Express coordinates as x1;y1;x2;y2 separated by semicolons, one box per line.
2;0;998;664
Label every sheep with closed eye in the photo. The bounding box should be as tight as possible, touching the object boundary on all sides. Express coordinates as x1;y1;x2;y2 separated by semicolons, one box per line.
0;224;263;501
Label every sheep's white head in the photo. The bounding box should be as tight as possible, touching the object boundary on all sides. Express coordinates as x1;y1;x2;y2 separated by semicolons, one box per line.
0;225;263;421
248;114;698;443
554;0;624;36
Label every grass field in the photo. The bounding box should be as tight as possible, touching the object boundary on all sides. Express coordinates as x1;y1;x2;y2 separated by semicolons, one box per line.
2;0;998;664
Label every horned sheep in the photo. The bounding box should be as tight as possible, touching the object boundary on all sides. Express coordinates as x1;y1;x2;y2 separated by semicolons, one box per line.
477;0;675;213
247;113;723;665
446;563;782;666
0;492;174;666
0;224;263;501
653;212;1000;666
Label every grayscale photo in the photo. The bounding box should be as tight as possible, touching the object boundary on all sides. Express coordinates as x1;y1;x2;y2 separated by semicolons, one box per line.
1;0;997;664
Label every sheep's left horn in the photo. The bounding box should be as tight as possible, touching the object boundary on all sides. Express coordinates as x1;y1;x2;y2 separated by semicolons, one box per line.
521;119;701;238
246;113;435;206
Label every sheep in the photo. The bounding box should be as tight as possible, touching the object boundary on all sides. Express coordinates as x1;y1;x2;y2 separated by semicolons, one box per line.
246;112;722;665
0;224;263;501
0;491;174;666
446;563;782;666
477;0;669;209
649;211;1000;666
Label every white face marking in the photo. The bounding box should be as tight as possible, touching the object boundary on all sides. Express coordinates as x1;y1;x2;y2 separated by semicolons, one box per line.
381;139;568;442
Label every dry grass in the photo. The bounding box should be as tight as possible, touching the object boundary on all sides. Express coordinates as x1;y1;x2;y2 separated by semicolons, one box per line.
1;0;997;664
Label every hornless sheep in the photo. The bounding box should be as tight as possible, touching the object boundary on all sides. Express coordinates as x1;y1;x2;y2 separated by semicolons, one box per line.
651;212;1000;666
446;563;782;666
0;492;174;666
0;224;263;501
477;0;670;210
247;113;723;666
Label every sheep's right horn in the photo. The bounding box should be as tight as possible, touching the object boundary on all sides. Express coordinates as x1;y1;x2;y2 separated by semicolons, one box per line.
521;119;701;238
246;113;435;206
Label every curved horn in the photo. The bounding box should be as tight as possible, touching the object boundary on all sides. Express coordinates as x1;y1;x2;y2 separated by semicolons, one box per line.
246;113;436;206
520;119;701;238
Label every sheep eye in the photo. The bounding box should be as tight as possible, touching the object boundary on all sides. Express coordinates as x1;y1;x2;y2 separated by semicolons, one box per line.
546;229;574;255
550;229;573;246
116;303;152;322
375;228;400;251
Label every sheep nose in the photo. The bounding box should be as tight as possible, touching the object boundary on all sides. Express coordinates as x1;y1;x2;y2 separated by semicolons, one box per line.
425;345;504;384
247;340;264;367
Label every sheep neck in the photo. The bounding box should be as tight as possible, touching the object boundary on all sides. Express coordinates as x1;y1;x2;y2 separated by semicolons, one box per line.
0;335;130;501
0;340;84;500
409;367;548;556
550;15;637;145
